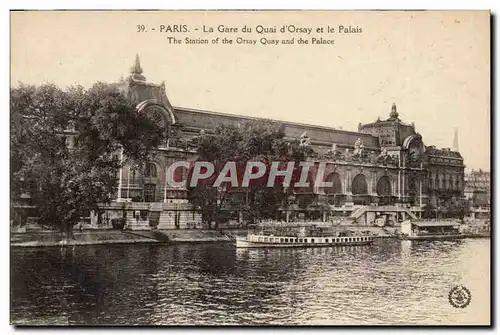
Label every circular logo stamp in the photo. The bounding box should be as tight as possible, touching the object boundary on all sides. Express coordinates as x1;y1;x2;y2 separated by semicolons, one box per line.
448;285;472;308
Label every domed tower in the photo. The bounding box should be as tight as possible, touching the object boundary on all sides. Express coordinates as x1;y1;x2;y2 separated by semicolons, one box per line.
130;54;146;81
358;103;416;148
389;103;399;120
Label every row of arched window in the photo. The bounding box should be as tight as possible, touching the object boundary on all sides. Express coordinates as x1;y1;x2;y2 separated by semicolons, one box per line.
322;173;393;196
125;162;158;180
428;173;462;190
135;166;435;197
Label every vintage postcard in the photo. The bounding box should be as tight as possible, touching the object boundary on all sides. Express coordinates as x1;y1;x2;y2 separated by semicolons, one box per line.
10;10;490;326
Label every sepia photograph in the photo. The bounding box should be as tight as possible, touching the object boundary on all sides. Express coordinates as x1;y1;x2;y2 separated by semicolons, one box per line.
9;10;491;326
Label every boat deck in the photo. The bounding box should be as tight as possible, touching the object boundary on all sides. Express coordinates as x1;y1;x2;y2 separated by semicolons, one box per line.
236;234;374;248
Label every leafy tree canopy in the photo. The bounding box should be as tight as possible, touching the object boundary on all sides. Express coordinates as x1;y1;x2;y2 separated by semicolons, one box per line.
11;82;165;236
187;121;310;228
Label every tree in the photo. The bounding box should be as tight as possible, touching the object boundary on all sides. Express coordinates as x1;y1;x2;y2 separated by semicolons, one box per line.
442;197;471;220
187;121;308;229
10;82;165;239
421;198;471;220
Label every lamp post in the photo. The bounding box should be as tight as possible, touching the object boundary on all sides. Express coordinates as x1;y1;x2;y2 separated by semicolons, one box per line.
117;146;124;202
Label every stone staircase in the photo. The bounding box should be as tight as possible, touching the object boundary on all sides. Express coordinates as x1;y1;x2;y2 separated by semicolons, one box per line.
349;205;417;224
349;207;367;220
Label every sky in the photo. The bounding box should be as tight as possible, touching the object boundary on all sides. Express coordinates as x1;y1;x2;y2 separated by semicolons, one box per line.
10;10;490;170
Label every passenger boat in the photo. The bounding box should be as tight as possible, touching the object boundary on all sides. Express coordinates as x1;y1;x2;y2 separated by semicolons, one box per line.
235;226;374;248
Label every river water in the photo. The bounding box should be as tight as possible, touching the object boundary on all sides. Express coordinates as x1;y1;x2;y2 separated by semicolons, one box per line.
10;238;490;326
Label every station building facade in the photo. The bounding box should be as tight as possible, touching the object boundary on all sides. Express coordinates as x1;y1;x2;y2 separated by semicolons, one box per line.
93;57;466;229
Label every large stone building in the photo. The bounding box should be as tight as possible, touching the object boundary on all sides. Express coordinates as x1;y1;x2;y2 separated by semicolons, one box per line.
465;169;490;208
93;56;465;229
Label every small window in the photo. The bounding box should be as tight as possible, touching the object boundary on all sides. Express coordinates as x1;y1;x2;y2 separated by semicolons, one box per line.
284;238;289;243
144;183;156;202
145;162;157;178
264;237;268;242
280;238;284;243
299;239;302;243
311;239;315;243
325;239;329;243
295;238;298;243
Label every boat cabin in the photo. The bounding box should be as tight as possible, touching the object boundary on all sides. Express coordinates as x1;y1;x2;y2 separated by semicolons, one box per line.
247;234;373;244
401;220;461;237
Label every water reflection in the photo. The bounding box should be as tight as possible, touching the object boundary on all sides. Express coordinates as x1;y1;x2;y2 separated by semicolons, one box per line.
11;239;490;325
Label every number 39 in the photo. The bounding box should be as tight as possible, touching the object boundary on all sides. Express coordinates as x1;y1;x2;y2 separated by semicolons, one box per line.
137;25;146;32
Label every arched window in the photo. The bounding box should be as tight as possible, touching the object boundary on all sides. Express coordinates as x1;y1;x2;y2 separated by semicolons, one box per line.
145;163;157;178
352;174;368;195
377;176;392;196
324;173;342;194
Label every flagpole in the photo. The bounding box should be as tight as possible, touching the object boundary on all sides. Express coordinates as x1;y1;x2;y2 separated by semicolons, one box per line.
117;147;124;201
419;181;422;207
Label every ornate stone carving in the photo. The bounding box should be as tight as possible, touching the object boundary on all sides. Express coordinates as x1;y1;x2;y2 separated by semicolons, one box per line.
389;103;399;120
353;138;364;156
327;143;337;154
130;54;146;81
299;131;311;147
344;148;353;162
374;148;397;167
406;151;421;168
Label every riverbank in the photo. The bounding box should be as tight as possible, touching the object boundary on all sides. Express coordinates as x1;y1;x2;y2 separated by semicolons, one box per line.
10;229;235;248
10;227;398;248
